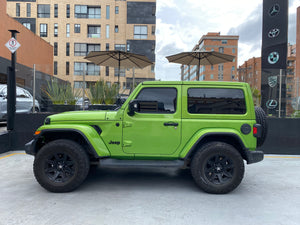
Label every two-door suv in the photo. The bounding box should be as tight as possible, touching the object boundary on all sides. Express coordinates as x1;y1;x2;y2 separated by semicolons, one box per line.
25;81;266;194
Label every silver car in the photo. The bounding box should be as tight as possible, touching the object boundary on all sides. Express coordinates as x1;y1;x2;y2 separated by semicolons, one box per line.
0;84;40;121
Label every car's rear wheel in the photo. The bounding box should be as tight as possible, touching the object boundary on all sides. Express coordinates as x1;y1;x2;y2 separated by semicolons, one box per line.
34;139;90;192
191;142;244;194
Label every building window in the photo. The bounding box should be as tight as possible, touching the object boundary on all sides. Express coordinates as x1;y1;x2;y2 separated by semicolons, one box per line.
40;24;48;37
211;65;214;70
218;64;224;71
75;5;101;18
54;23;58;37
232;66;235;71
115;44;126;51
151;26;155;35
151;65;155;73
74;81;84;88
106;66;109;76
210;74;214;79
88;25;100;38
27;3;31;17
115;6;119;14
106;25;110;38
54;42;58;56
114;68;125;77
66;43;70;56
151;43;155;54
16;3;20;17
134;25;147;39
66;24;70;37
74;62;100;76
232;48;236;54
74;43;100;56
54;4;58;18
218;73;223;81
37;4;50;18
54;61;58;75
74;24;81;33
66;62;69;75
22;23;31;30
106;43;109;51
106;5;110;19
115;25;119;33
222;40;227;44
219;47;224;53
66;4;70;18
152;6;156;16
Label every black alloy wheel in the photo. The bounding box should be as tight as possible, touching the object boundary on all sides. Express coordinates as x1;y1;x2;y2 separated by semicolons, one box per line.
34;139;90;192
44;153;75;183
191;142;244;194
203;154;234;185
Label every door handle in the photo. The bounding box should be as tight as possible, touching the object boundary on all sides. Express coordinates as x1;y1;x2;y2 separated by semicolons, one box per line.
164;122;178;126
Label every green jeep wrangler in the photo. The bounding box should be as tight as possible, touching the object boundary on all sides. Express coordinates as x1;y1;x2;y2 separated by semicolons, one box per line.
25;81;266;194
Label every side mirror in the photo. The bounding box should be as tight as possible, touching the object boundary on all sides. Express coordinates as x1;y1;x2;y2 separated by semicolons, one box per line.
128;100;140;116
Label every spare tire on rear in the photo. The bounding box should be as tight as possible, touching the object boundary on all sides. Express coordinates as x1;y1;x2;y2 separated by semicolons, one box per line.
255;106;268;147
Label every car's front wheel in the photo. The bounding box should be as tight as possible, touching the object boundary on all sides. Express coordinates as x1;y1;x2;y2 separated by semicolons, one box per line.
191;142;244;194
33;139;90;192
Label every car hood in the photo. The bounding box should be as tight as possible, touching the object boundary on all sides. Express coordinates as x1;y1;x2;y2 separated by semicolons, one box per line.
47;110;119;123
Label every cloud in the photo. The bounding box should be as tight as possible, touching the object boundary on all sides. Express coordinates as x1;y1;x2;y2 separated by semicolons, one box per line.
155;0;300;81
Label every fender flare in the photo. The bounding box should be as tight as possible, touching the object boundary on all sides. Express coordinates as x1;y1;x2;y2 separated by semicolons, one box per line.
180;130;248;160
32;125;111;158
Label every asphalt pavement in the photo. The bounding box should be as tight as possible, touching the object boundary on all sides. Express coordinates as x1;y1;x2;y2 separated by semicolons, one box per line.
0;152;299;225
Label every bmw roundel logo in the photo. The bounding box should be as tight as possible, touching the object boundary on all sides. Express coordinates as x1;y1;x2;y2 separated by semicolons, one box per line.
268;52;280;64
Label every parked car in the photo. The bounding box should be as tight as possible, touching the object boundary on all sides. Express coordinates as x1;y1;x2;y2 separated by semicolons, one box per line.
0;84;40;121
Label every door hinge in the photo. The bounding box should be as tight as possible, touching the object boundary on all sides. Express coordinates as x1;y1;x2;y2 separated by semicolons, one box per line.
123;122;133;128
123;140;132;147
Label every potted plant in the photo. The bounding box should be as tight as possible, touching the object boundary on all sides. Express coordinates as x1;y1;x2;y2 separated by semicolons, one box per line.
44;78;80;112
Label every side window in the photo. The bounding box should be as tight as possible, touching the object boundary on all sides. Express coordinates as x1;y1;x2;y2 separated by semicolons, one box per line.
188;88;246;114
16;88;29;98
135;88;177;114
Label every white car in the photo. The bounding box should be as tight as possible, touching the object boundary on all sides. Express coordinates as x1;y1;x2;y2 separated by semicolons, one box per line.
0;84;40;121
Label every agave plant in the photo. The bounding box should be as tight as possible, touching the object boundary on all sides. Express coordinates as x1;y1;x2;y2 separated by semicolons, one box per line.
45;78;79;105
104;83;119;105
88;80;105;104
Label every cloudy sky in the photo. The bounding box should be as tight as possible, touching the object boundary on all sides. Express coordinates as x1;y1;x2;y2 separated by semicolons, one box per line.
155;0;300;81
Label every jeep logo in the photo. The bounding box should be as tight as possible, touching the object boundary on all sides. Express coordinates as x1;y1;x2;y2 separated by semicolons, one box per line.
109;141;120;145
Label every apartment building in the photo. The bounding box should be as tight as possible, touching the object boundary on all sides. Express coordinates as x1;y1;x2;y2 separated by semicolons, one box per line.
1;0;53;98
181;32;238;82
6;0;156;92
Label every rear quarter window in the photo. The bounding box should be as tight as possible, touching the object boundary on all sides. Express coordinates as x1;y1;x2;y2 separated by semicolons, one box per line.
188;88;246;114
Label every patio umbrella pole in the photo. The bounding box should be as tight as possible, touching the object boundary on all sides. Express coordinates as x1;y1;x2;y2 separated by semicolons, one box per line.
197;56;200;81
118;51;120;95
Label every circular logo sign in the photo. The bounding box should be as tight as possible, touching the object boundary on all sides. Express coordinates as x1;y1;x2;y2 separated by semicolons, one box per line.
268;52;280;64
268;28;280;38
269;4;280;17
266;100;278;109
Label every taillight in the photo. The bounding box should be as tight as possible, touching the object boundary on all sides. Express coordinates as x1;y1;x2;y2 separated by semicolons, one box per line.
253;126;257;135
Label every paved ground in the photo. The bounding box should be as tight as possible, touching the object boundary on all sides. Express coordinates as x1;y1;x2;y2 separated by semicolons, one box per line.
0;152;300;225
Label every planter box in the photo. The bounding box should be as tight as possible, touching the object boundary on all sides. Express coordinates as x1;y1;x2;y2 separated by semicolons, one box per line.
88;104;117;110
48;104;76;113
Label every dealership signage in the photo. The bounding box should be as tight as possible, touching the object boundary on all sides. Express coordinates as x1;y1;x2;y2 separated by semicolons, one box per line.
261;0;288;116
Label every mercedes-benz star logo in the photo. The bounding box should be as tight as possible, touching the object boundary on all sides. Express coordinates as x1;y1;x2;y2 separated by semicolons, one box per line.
268;28;280;38
269;4;280;17
268;52;280;64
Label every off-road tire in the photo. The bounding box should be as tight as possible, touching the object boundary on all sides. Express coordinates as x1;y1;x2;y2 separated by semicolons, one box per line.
191;142;245;194
255;106;268;147
33;139;90;193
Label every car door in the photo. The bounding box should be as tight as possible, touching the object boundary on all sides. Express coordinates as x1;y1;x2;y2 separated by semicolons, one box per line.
122;86;181;156
16;87;31;112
